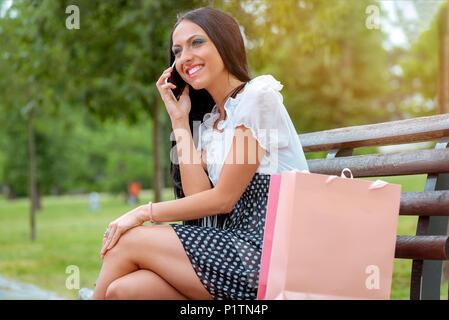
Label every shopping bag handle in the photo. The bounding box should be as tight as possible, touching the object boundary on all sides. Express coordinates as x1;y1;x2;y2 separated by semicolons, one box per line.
291;168;388;190
325;167;353;183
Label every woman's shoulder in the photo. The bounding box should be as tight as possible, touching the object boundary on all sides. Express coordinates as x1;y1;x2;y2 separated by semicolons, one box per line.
239;74;284;107
232;74;284;112
201;75;284;128
247;74;283;93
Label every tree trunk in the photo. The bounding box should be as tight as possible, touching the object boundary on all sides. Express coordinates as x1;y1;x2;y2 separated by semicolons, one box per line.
438;4;449;115
337;39;353;127
153;98;163;203
35;185;41;211
27;111;38;241
439;4;449;286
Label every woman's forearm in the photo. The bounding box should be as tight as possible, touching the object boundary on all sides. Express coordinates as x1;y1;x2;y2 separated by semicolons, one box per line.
171;118;212;196
150;187;230;223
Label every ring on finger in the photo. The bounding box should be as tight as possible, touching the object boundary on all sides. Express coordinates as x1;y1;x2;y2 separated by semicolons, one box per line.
104;229;109;238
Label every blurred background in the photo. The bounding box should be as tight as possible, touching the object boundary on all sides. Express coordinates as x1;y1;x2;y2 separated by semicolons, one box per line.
0;0;448;299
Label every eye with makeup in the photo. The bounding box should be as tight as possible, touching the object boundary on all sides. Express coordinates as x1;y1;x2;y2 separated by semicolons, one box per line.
172;38;206;56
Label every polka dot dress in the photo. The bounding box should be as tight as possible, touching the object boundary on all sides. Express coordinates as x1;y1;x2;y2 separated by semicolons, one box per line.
170;173;271;300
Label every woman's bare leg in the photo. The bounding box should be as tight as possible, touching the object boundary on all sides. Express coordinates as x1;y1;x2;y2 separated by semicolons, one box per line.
92;240;139;300
92;224;213;300
104;269;188;300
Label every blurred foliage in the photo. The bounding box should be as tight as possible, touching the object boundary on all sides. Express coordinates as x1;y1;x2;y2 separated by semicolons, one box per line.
0;0;446;197
232;0;390;132
2;107;155;197
396;2;449;117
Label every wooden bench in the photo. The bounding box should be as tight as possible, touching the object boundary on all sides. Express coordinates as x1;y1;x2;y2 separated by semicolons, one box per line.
298;113;449;300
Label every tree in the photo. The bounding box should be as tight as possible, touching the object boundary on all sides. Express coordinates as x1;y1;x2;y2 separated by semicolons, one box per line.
226;0;391;133
398;1;449;117
54;0;215;202
438;2;449;114
0;0;71;240
1;0;213;211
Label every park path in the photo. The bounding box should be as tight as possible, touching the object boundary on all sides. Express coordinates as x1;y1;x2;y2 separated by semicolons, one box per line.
0;275;64;300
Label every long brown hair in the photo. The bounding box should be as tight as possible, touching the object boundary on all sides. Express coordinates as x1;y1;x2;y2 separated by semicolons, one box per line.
168;7;251;226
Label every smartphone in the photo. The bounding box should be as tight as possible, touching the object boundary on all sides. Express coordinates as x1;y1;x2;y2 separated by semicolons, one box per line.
165;60;187;101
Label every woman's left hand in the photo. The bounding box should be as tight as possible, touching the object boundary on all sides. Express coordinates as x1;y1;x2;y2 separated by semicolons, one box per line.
100;205;148;259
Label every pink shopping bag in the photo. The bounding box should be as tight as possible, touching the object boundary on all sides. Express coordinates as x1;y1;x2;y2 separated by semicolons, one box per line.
262;169;401;300
257;174;281;300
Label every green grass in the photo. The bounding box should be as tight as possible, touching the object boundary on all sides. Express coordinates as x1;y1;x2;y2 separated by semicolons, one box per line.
0;189;177;300
0;175;447;299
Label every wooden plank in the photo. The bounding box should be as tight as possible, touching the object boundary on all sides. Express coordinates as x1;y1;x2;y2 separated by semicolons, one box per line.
400;191;449;216
410;260;423;300
299;114;449;153
395;236;449;260
307;148;449;177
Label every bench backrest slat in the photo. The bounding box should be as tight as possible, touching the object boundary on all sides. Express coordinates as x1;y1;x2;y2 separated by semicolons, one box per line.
395;236;449;260
307;148;449;177
400;191;449;216
299;114;449;152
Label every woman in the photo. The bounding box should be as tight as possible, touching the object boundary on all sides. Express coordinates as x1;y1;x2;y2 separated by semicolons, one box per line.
92;7;309;300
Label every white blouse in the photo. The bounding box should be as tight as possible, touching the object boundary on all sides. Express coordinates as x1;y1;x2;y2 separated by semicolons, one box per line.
196;74;309;186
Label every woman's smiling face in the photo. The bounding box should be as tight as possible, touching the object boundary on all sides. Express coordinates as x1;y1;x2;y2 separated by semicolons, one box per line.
171;20;226;90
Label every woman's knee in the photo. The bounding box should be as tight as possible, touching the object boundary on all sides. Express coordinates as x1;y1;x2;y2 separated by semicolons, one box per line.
104;279;127;300
109;226;147;253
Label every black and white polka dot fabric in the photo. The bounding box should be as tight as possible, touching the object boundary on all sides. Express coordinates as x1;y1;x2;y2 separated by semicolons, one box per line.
170;173;271;300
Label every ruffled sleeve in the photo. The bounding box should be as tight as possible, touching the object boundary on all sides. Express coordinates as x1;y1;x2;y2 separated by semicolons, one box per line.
231;75;291;152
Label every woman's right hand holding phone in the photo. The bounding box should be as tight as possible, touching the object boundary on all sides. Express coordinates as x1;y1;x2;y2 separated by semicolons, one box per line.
156;66;191;122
